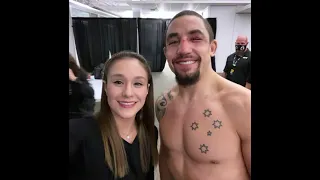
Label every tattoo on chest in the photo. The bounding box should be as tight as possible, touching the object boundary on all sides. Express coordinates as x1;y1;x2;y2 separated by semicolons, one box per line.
212;120;222;129
192;109;224;154
199;144;209;154
207;130;212;136
190;122;199;130
203;109;212;117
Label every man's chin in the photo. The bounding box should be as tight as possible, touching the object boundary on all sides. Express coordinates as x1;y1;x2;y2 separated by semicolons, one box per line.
175;71;200;86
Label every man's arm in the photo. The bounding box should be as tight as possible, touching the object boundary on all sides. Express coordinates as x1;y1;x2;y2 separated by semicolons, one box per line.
245;70;251;89
222;57;230;78
155;93;168;122
159;139;174;180
245;82;251;90
245;59;251;90
237;93;251;176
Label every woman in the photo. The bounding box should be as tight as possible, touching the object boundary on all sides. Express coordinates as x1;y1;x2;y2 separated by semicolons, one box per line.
69;51;159;180
69;53;95;119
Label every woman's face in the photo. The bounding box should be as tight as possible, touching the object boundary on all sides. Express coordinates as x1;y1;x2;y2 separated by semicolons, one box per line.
105;58;149;120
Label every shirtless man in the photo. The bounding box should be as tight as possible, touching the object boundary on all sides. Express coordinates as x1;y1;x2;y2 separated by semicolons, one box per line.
155;10;251;180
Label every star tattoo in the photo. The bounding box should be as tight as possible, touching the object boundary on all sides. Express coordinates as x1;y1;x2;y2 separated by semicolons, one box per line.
207;130;212;136
199;144;209;154
203;109;212;117
190;122;199;130
212;120;222;129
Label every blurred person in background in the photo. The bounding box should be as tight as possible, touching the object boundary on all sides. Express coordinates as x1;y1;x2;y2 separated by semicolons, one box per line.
245;68;251;90
223;35;251;87
69;53;95;119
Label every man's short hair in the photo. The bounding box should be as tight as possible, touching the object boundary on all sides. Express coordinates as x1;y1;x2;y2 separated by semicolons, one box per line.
165;10;215;43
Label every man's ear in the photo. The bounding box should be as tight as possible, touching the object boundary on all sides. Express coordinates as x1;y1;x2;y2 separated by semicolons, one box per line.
210;40;217;57
163;46;169;61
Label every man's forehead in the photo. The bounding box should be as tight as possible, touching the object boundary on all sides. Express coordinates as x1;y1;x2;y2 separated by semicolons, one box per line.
236;39;247;43
236;36;248;43
167;15;207;36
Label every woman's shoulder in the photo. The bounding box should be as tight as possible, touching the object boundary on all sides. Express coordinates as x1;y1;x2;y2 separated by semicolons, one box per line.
69;115;98;139
69;115;96;127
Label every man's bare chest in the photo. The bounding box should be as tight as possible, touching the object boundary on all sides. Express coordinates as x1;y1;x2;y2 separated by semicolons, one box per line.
160;102;240;162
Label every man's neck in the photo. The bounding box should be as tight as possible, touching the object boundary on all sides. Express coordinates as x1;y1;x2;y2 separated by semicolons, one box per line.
236;48;249;57
178;69;221;103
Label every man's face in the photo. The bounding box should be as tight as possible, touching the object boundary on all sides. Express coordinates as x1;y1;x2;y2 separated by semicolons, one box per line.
164;15;216;86
235;37;248;56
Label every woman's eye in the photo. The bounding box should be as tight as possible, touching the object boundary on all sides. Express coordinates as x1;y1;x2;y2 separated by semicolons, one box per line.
134;82;143;86
113;81;123;85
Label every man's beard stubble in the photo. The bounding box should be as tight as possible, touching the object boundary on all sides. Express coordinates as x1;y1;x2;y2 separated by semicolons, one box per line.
175;70;200;86
173;55;201;87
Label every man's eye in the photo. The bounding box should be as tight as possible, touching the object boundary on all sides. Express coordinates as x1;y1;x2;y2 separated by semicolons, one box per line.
169;41;178;45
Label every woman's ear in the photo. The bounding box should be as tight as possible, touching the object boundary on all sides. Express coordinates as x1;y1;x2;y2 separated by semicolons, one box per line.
103;81;107;95
147;84;150;94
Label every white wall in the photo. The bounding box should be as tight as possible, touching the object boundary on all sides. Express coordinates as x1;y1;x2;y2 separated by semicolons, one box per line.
71;8;90;17
208;6;251;72
202;7;209;18
232;13;251;50
69;7;79;65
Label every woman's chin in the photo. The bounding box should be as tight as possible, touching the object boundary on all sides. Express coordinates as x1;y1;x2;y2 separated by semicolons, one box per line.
115;111;137;120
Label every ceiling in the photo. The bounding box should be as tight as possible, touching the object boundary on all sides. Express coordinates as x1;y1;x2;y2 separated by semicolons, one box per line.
236;3;250;14
72;0;251;16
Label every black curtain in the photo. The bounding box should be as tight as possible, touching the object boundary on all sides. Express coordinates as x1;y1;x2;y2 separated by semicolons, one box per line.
206;18;217;71
72;18;138;73
138;18;167;72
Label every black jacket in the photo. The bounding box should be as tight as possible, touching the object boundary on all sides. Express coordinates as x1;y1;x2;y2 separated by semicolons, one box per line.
69;116;157;180
69;71;95;119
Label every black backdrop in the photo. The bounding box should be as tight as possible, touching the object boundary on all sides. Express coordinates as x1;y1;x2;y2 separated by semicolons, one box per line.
138;18;168;72
72;17;217;72
72;17;137;72
206;18;217;71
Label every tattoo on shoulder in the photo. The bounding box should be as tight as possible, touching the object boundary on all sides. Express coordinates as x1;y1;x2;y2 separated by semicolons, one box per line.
212;120;222;129
158;95;167;107
199;144;209;154
156;95;167;121
167;90;173;100
203;109;212;117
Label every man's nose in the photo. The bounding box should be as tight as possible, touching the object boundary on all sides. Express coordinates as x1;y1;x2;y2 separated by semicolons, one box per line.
177;38;192;55
122;84;133;97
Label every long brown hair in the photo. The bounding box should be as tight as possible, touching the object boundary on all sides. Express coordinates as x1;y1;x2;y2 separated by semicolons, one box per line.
95;51;158;178
69;53;88;78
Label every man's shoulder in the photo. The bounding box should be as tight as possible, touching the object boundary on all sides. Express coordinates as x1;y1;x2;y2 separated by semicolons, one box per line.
155;85;178;106
155;86;178;122
220;81;251;109
227;53;236;60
